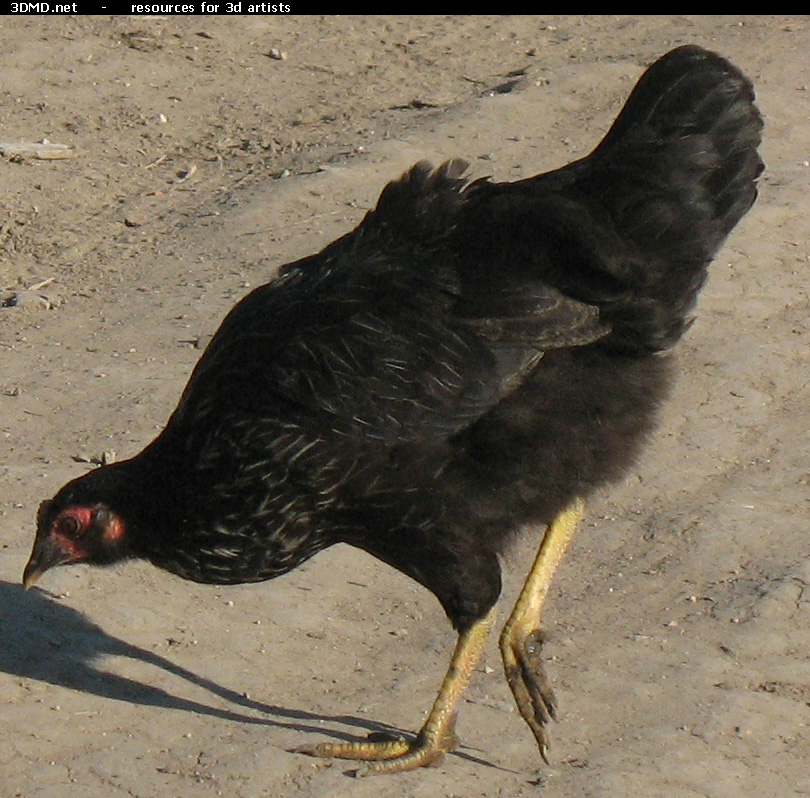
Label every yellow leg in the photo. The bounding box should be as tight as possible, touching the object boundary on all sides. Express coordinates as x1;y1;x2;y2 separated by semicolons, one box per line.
499;498;585;761
299;606;497;775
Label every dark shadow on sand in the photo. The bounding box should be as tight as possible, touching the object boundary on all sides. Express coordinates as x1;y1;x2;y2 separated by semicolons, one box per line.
0;579;502;770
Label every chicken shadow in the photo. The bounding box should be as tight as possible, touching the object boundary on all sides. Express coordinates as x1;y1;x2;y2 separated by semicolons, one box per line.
0;578;401;744
0;579;499;769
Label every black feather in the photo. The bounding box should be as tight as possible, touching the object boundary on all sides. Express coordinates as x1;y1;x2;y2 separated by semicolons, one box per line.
33;46;762;633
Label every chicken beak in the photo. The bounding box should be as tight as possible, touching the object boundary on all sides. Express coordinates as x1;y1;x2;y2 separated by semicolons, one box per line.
22;536;68;589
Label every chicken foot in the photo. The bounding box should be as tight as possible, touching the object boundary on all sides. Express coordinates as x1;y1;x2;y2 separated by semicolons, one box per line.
302;500;582;772
499;498;584;760
300;605;497;775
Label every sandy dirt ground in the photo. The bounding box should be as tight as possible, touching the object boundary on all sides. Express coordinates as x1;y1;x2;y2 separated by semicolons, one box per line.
1;14;808;798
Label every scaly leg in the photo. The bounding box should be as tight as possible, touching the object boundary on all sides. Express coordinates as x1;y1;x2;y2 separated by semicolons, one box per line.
499;498;584;761
299;605;497;775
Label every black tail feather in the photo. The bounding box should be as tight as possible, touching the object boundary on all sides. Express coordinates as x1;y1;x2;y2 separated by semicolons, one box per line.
524;45;764;352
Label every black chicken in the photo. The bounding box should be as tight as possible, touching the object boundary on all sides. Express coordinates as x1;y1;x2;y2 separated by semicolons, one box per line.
24;46;762;774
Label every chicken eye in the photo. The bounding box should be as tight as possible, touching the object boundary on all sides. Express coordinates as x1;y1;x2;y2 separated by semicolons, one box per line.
58;515;82;537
